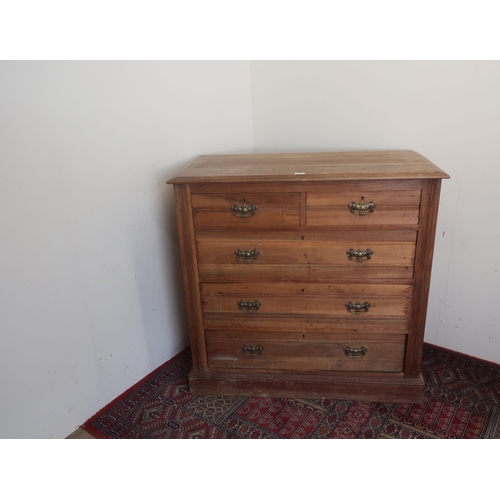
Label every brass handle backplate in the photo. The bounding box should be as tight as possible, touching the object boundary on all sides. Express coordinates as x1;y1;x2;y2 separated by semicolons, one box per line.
231;199;257;218
237;300;262;312
345;301;371;314
343;346;367;358
235;248;260;262
348;196;377;216
242;344;264;356
346;248;374;262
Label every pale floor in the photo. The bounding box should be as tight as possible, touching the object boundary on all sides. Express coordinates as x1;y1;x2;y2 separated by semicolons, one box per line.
66;428;95;439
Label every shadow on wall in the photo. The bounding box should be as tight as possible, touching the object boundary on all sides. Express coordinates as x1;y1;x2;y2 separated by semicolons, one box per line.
131;158;191;368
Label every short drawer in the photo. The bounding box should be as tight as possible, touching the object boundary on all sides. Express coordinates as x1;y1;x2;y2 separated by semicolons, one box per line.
191;192;300;227
206;330;406;372
306;181;421;226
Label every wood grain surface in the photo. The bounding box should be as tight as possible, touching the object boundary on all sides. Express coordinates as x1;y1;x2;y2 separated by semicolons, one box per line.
167;151;450;184
169;151;448;402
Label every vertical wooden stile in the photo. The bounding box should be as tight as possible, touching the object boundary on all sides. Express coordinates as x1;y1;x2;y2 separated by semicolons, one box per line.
405;179;442;377
173;184;207;370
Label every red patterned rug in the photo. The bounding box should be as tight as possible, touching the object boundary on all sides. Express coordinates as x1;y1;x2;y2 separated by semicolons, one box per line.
82;343;500;439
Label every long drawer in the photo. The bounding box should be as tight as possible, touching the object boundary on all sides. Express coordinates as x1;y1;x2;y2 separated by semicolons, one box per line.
201;283;412;332
196;230;416;281
206;330;406;372
201;294;411;318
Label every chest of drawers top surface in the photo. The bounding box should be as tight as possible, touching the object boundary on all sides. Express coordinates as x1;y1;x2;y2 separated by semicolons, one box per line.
168;151;449;403
167;150;449;184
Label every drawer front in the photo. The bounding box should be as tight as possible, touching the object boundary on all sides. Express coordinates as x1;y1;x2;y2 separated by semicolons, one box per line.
191;192;300;227
196;232;416;280
201;294;411;318
206;331;406;372
306;182;421;226
201;283;411;332
197;240;415;266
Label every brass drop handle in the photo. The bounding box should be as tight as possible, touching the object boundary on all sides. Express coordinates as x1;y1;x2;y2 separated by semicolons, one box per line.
343;346;367;358
345;301;371;314
242;344;264;356
348;196;377;215
346;248;374;261
237;300;262;312
235;248;260;262
231;199;257;218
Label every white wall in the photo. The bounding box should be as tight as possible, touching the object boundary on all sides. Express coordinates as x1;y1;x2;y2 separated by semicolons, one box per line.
250;60;500;364
0;61;254;438
2;60;499;438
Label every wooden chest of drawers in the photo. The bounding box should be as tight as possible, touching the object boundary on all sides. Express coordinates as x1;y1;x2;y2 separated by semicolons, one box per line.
168;151;449;403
